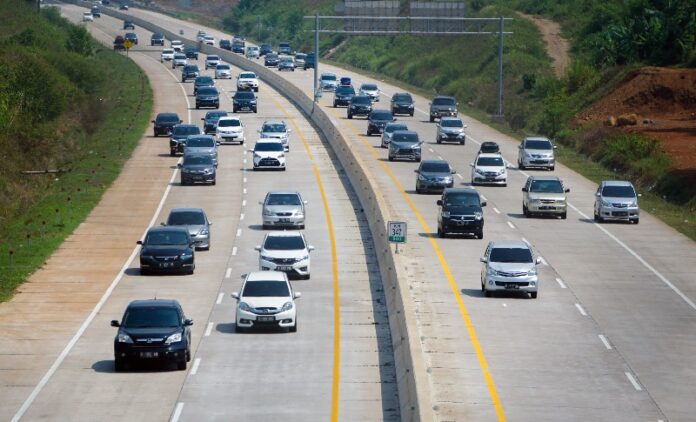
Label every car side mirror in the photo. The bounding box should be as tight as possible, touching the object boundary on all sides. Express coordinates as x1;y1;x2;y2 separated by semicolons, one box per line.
110;320;120;327
436;199;443;206
254;245;261;251
481;201;487;207
184;319;194;326
151;120;155;123
288;129;292;133
216;140;221;145
463;124;468;128
248;149;254;153
293;292;302;299
231;292;239;299
201;118;205;121
179;120;183;123
303;200;308;205
136;240;143;245
522;187;528;192
535;257;542;265
393;118;397;121
451;170;456;174
308;245;315;252
414;169;419;173
518;144;523;149
177;163;182;168
258;201;264;205
160;222;166;226
565;188;570;193
595;192;601;197
208;222;213;226
469;163;474;167
638;193;642;197
553;145;558;149
479;257;487;263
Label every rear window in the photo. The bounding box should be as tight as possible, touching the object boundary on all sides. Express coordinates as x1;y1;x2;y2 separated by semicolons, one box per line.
242;281;290;297
264;235;305;250
490;247;533;263
157;114;179;123
173;126;200;136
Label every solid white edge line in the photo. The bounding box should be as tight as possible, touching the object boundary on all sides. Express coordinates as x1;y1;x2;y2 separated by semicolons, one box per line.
190;358;201;375
216;293;224;305
507;221;515;229
171;402;185;422
625;372;643;391
493;207;500;214
225;268;232;279
231;246;238;256
598;334;612;350
555;277;567;289
575;303;588;316
204;322;213;337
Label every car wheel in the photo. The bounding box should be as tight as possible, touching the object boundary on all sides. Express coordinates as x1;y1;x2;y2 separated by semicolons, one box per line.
561;212;567;220
460;139;465;145
195;105;199;109
235;324;245;333
416;186;422;194
475;230;484;239
437;226;445;238
518;161;525;170
633;218;639;224
347;113;352;119
415;157;421;163
594;211;601;222
530;292;538;299
429;115;434;122
114;359;127;372
154;132;158;137
289;321;297;333
254;88;259;92
550;166;555;171
177;359;187;370
388;155;394;161
484;289;492;297
232;108;237;113
523;203;528;217
410;111;414;117
367;130;371;136
186;348;191;362
211;180;216;186
140;268;150;276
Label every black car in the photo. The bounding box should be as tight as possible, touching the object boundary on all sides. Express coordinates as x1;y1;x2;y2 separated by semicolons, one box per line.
391;92;414;116
264;53;280;67
436;188;486;239
347;95;373;119
195;86;220;109
232;91;257;113
179;153;216;185
415;160;455;194
388;130;422;162
429;95;458;122
152;112;182;137
333;86;355;108
181;64;199;82
170;124;201;156
219;39;232;50
479;141;500;154
303;53;315;70
150;32;165;46
193;76;214;95
124;32;138;45
201;110;228;134
123;20;134;30
91;6;101;17
137;226;195;275
232;41;245;54
184;46;198;60
366;109;395;136
111;299;192;372
259;43;273;56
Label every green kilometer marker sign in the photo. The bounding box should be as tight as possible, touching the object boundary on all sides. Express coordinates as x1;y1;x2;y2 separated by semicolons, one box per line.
388;221;407;244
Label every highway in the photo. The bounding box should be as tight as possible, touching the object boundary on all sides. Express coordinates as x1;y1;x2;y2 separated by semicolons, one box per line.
2;2;696;421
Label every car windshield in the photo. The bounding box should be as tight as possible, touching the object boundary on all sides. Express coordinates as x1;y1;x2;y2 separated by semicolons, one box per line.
173;126;200;136
157;114;179;123
264;235;305;250
196;77;213;84
295;54;306;59
525;140;552;150
267;194;301;206
183;155;213;165
393;94;411;102
255;142;283;152
262;124;286;133
197;87;217;95
216;64;230;70
146;230;189;245
529;179;564;193
371;111;393;121
385;123;407;133
153;33;163;38
218;119;240;127
187;137;214;147
433;97;455;106
361;84;377;90
321;74;337;81
602;185;636;198
444;193;479;207
421;162;450;173
335;87;355;95
122;307;180;328
235;92;255;99
242;281;290;297
441;119;463;128
281;58;293;63
476;157;504;167
168;211;205;225
392;132;419;143
162;49;173;54
267;54;278;59
352;96;371;105
205;112;227;121
175;54;185;59
490;247;533;263
207;55;219;61
240;73;256;79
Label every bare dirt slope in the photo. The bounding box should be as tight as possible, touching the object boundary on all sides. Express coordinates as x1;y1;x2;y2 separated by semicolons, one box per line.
517;12;570;77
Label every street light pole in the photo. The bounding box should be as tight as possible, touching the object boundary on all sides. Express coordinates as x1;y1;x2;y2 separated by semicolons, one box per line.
495;16;505;120
314;13;319;106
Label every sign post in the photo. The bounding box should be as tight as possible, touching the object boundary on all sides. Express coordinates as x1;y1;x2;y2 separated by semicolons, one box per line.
388;221;407;254
123;39;133;56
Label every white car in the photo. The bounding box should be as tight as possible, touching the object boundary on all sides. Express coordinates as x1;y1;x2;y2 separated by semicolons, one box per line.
319;73;338;91
471;153;507;186
250;139;286;171
258;120;291;151
256;232;314;279
232;271;300;332
203;35;215;45
214;63;232;79
82;12;94;22
172;53;187;68
359;83;380;102
246;46;260;59
205;55;220;70
160;48;175;62
236;71;259;92
216;116;245;144
171;40;184;52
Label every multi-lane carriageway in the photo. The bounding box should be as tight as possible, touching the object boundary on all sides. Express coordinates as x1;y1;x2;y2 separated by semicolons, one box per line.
1;2;696;421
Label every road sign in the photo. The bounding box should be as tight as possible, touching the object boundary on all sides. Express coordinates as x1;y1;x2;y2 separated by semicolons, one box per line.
124;39;133;50
388;221;407;244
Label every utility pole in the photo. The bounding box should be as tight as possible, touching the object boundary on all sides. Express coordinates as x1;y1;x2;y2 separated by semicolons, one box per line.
494;16;505;120
314;13;319;105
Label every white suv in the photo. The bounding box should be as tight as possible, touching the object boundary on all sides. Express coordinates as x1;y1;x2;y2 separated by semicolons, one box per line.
205;55;220;70
160;48;175;62
480;240;540;298
236;71;259;92
256;232;314;279
203;35;215;45
216;116;245;144
594;180;640;224
250;139;286;171
471;153;507;186
517;137;556;170
232;271;300;332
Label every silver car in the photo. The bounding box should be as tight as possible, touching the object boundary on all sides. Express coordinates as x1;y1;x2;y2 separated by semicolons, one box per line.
436;117;467;145
184;135;218;166
172;53;187;68
246;46;260;59
381;122;408;148
258;120;291;151
359;83;380;102
517;137;556;170
261;191;307;229
522;175;569;219
480;240;540;298
594;180;640;224
162;208;211;250
320;73;338;91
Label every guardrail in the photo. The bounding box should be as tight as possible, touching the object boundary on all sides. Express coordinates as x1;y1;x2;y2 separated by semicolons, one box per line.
67;2;434;419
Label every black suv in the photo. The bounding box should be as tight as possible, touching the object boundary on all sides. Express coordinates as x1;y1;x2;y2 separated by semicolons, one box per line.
193;75;214;95
184;46;199;60
195;86;220;109
436;188;486;239
391;92;414;116
304;53;315;70
219;39;232;50
347;95;372;119
170;124;201;155
201;110;228;134
366;109;395;136
259;43;273;56
137;226;195;274
111;299;193;371
264;53;280;67
152;112;182;137
232;91;257;113
181;64;199;82
123;20;135;30
333;85;355;108
124;32;138;45
150;32;165;46
429;95;458;122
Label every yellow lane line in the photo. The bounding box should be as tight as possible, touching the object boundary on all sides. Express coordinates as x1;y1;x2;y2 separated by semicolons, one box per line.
269;95;341;422
327;106;506;421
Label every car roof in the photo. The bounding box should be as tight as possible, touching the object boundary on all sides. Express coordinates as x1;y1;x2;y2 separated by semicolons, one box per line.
393;92;411;97
267;190;300;196
528;175;561;181
256;138;283;144
443;187;479;196
146;225;189;234
186;134;215;140
218;116;240;121
246;271;287;282
262;120;286;126
127;299;180;309
266;231;304;238
206;55;219;58
524;136;551;142
392;130;419;136
420;159;449;166
476;153;503;160
370;109;392;114
601;180;634;187
174;124;198;128
440;117;462;122
385;121;406;127
489;240;531;249
157;112;179;118
433;95;455;100
169;207;205;214
183;152;213;159
481;141;499;145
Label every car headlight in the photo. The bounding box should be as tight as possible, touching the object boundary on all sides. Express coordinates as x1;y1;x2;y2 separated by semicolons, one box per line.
203;169;211;174
299;255;309;261
263;209;273;216
117;333;133;343
601;200;612;207
486;267;496;276
528;267;537;276
260;255;273;261
475;168;485;175
280;301;294;312
239;302;252;312
199;228;209;235
497;168;506;175
629;201;638;207
442;211;450;218
418;175;428;181
408;104;414;108
525;152;533;158
254;153;261;158
164;332;182;345
474;212;483;220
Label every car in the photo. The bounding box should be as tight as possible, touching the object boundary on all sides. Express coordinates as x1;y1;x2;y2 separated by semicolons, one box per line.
232;91;257;113
216;116;245;144
278;42;292;55
214;63;232;79
264;53;280;67
258;121;291;151
169;124;201;156
124;32;138;45
278;57;295;71
380;122;408;148
436;117;467;144
388;130;422;162
181;64;200;82
250;139;286;171
113;35;125;51
517;137;556;170
219;39;232;50
366;109;395;136
193;75;214;95
232;40;245;54
90;6;101;17
171;40;183;52
437;188;486;239
201;110;228;134
390;92;414;116
204;55;220;70
152;112;182;137
594;180;640;224
303;53;315;70
236;72;259;92
137;226;195;275
82;12;94;22
203;35;215;45
339;76;352;87
480;241;540;298
184;135;218;166
162;208;211;250
359;83;380;102
123;20;134;30
522;175;569;219
256;232;314;279
261;191;307;230
471;153;507;186
320;73;338;91
196;31;206;42
150;32;165;46
119;3;129;10
333;85;356;108
429;95;458;122
415;160;455;194
195;86;220;109
231;271;300;333
347;95;373;119
111;299;193;371
294;53;306;67
178;153;216;185
184;46;198;60
246;46;260;58
259;43;273;56
479;141;500;154
160;48;175;62
172;53;187;68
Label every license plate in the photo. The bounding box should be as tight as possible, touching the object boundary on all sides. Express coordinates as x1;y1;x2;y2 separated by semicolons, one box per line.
457;221;470;226
279;218;290;223
159;262;173;268
140;351;159;358
277;266;292;271
257;316;275;322
505;283;519;289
